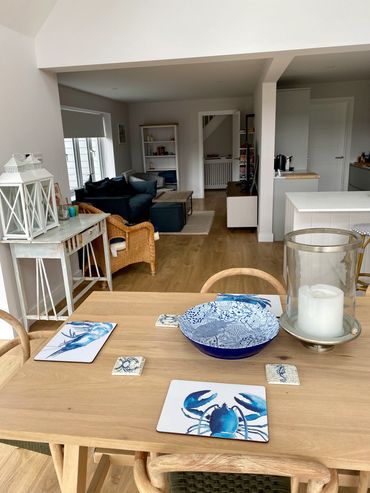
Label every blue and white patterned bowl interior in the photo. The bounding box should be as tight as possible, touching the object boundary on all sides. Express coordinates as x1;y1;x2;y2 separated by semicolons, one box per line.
179;301;279;349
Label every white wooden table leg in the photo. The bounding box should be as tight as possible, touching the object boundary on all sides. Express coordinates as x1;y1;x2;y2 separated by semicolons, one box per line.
62;444;88;493
101;221;112;291
60;245;74;315
10;246;29;330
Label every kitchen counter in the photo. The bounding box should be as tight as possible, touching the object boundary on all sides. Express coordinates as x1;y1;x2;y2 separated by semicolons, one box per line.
284;191;370;271
273;174;319;240
285;191;370;212
274;171;320;180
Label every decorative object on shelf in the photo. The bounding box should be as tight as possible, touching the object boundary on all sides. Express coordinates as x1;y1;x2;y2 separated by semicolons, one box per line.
140;124;179;189
57;204;70;221
179;300;279;359
280;228;362;352
118;123;126;144
0;153;59;240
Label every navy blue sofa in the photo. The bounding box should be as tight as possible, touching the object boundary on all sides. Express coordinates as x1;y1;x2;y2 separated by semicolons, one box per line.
75;176;156;224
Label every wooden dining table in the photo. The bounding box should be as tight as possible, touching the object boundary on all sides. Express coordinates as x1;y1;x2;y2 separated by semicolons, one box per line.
1;291;370;492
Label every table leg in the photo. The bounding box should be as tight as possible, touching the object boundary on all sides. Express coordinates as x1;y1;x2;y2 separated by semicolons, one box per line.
101;221;113;291
62;444;88;493
358;471;370;493
60;245;74;315
10;246;29;330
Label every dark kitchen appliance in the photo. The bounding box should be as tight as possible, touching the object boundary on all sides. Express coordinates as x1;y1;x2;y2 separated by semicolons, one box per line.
274;154;287;171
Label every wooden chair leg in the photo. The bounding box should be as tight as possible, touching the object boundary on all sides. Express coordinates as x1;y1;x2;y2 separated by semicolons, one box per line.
323;469;338;493
87;454;111;493
150;262;156;275
49;443;64;490
291;476;300;493
358;471;370;493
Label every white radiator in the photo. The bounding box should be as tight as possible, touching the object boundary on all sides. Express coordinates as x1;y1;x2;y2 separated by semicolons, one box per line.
204;159;233;189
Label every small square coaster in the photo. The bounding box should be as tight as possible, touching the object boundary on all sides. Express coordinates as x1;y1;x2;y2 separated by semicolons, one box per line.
265;364;300;385
112;356;145;376
155;314;179;328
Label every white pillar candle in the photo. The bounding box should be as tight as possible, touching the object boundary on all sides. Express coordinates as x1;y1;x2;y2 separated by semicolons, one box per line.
297;284;344;338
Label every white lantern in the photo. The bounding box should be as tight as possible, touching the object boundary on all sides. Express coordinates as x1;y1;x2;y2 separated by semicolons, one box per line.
0;154;59;240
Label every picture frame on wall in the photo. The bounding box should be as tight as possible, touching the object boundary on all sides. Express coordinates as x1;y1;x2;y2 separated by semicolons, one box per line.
118;124;126;144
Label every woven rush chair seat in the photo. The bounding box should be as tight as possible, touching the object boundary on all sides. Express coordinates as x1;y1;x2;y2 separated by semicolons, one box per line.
78;202;156;276
168;471;290;493
0;439;50;455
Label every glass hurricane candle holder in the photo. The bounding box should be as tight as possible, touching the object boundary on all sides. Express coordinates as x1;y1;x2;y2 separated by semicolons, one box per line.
280;228;362;352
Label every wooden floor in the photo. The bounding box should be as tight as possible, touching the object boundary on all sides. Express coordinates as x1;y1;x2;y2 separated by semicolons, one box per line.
0;191;357;491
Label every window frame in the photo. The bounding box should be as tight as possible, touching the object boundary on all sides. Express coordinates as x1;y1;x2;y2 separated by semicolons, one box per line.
65;137;105;192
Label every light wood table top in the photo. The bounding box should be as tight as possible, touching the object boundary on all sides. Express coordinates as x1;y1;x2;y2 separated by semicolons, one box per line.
153;190;193;203
1;291;370;490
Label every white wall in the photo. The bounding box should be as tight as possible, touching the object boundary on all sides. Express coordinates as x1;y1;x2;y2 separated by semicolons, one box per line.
0;25;68;338
35;0;370;70
254;82;276;242
204;116;232;158
275;88;311;170
278;79;370;173
58;85;132;175
308;80;370;162
128;97;253;198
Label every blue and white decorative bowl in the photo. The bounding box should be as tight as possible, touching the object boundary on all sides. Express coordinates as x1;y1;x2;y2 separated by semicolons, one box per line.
179;300;279;359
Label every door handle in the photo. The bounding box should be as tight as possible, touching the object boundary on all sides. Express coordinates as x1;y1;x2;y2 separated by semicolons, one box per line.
335;156;344;159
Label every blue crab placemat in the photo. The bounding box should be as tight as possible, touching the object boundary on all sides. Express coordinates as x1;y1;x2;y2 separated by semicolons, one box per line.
157;379;268;442
34;321;117;363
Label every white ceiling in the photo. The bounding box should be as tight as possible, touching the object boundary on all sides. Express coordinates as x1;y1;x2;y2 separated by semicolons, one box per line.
0;0;57;37
280;51;370;85
57;59;268;103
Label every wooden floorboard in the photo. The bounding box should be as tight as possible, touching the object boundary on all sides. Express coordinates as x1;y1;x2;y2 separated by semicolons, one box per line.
0;190;359;491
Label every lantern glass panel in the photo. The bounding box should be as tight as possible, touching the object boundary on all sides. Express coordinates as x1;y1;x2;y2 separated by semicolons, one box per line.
25;183;43;235
0;186;26;235
40;179;57;227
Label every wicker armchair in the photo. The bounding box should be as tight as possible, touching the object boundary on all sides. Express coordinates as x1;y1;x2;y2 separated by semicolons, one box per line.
78;203;156;276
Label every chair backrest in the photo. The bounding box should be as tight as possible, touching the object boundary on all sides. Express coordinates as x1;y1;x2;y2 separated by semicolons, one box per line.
134;452;335;493
200;268;286;295
77;202;102;215
0;310;56;365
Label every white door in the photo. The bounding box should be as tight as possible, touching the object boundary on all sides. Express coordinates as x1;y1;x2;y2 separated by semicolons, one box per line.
307;100;351;191
232;111;241;181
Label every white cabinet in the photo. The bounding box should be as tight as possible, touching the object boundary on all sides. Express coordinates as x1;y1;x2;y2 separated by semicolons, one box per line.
226;181;257;228
273;174;319;240
140;124;179;189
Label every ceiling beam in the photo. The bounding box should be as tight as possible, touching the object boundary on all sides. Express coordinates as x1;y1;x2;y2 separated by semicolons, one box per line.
261;55;295;83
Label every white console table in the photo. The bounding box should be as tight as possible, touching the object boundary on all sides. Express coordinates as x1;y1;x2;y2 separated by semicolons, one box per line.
3;214;112;329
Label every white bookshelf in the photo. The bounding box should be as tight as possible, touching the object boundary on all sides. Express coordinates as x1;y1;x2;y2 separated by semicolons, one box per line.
140;124;179;189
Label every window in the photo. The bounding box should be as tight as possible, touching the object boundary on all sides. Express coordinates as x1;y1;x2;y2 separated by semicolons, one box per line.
64;137;105;192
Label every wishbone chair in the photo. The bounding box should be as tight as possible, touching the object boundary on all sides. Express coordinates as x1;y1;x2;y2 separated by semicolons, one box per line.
0;309;64;489
134;451;339;493
200;267;286;295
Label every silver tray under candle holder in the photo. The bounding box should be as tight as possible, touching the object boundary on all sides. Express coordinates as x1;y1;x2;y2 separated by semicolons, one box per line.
280;311;361;352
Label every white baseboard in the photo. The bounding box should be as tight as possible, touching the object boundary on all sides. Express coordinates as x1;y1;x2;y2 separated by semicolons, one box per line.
257;231;274;243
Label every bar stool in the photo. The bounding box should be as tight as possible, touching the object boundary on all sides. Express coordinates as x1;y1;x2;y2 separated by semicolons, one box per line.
352;223;370;291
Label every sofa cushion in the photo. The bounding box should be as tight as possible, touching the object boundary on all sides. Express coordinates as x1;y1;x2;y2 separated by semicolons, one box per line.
129;179;157;198
128;193;153;223
110;176;134;196
85;178;111;197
